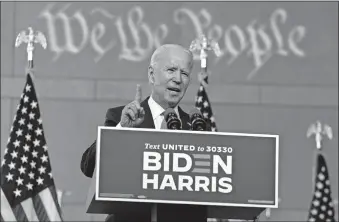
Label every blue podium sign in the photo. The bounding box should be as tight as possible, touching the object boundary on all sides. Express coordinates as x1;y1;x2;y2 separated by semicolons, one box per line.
95;127;279;208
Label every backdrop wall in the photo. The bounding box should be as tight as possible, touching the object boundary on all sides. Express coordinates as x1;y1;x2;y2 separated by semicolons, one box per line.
1;2;338;221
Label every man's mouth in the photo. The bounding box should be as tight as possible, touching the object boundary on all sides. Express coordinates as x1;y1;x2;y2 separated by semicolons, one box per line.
167;87;181;92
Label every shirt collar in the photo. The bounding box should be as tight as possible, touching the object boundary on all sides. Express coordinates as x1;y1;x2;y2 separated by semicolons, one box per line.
148;95;180;120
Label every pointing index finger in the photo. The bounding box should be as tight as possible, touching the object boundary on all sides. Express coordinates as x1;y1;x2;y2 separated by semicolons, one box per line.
135;84;142;106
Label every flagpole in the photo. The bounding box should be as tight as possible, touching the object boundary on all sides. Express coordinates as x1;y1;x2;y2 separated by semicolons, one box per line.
306;121;337;221
2;27;64;221
307;121;332;189
190;34;222;220
311;147;319;193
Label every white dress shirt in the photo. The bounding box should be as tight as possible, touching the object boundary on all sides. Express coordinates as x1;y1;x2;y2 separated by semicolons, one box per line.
116;96;180;129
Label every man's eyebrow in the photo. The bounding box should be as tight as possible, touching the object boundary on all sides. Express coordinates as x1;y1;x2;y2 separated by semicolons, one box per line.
165;64;178;68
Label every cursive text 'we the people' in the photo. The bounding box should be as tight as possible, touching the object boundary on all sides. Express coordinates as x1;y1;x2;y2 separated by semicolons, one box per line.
39;4;306;79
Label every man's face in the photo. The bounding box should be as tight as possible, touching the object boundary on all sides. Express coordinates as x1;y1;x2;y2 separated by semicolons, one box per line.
149;48;192;108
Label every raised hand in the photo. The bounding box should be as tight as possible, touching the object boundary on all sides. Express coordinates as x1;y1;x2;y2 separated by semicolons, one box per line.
120;84;146;128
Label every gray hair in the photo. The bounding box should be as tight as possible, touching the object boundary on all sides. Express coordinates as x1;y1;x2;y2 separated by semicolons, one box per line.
149;44;193;68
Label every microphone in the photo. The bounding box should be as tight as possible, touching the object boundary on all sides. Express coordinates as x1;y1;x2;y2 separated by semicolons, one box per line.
163;108;182;130
189;108;206;131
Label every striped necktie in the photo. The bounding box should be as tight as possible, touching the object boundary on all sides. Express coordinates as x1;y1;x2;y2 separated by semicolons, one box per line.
160;112;167;129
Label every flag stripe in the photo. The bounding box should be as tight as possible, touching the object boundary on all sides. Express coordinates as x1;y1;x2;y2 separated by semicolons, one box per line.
1;188;17;222
21;197;39;221
39;188;62;221
32;192;50;222
13;200;28;222
195;161;211;166
49;186;63;217
192;168;210;173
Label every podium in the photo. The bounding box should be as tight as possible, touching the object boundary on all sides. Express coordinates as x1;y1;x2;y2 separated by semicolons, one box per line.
86;127;279;221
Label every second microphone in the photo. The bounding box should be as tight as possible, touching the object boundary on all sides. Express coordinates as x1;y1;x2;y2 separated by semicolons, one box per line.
163;108;207;131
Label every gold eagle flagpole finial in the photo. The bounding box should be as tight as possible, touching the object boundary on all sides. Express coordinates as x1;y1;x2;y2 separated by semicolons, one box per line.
307;121;333;150
189;33;222;72
15;27;47;69
189;33;222;87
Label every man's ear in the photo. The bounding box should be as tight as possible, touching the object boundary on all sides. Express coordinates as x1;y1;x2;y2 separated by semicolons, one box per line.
148;66;155;84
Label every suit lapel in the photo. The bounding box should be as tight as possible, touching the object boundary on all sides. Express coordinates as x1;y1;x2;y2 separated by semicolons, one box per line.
138;96;155;129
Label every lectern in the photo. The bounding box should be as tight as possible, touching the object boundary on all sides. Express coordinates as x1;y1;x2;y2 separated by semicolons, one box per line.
86;127;279;221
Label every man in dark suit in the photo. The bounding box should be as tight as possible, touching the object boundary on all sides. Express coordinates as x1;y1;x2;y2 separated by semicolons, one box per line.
81;44;197;222
80;95;191;178
81;43;193;177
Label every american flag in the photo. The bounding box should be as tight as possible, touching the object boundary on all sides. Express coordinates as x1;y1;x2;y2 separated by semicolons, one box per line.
307;153;336;222
1;72;63;221
195;76;218;132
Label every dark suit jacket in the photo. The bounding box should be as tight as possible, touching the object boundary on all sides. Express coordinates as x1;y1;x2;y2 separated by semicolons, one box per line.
80;96;192;178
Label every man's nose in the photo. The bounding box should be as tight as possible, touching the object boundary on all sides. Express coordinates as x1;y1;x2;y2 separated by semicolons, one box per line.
172;70;182;84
